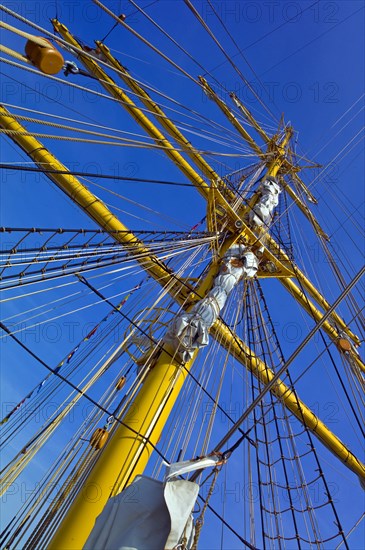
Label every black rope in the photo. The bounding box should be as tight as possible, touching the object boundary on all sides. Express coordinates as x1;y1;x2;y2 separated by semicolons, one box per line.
266;251;352;550
0;321;168;463
76;273;258;444
0;163;195;187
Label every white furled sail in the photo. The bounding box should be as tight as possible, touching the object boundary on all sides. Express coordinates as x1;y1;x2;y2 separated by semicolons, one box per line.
83;455;221;550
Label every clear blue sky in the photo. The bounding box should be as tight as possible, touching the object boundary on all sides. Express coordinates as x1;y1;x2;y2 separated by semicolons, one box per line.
1;1;364;548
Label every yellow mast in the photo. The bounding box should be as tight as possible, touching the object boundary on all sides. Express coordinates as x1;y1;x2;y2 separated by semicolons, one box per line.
230;91;319;205
52;20;359;352
1;105;364;548
51;21;211;202
51;20;358;347
95;42;222;183
200;78;329;238
197;76;361;351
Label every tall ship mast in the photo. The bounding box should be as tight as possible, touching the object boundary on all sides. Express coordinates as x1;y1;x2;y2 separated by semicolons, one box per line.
0;1;364;549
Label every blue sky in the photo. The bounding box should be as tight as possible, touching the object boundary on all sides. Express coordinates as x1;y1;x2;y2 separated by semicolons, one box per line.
1;1;364;548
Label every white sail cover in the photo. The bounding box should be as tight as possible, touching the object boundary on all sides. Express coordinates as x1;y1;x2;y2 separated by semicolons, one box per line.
83;456;220;550
249;177;281;227
165;244;258;362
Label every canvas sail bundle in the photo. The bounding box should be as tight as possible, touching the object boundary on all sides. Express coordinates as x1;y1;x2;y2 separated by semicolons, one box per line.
83;456;221;550
249;177;281;227
165;244;258;362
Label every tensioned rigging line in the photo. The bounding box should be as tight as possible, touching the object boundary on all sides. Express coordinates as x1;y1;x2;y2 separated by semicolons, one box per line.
0;0;273;138
319;329;365;438
255;278;363;526
92;0;278;131
124;0;225;88
0;113;169;145
251;282;320;547
280;236;365;426
260;4;365;78
76;274;257;448
2;0;362;440
0;237;215;265
3;111;358;352
0;95;248;152
2;8;362;548
1;75;269;186
205;0;283;121
328;193;365;241
122;0;275;132
100;0;161;42
0;313;124;444
282;223;365;435
244;296;345;547
89;0;198;86
0;321;170;462
0;3;318;162
315;106;365;161
183;0;278;125
332;93;365;129
0;2;189;89
220;127;363;266
0;114;254;160
204;0;320;76
1;101;235;146
294;92;364;177
289;179;365;338
306;130;365;241
1;271;258;452
272;207;363;356
313;128;365;193
0;227;210;236
101;0;160;43
0;102;358;350
3;251;362;544
203;265;365;462
0;68;251;152
1;237;214;280
1;265;147;330
0;61;251;155
244;292;271;549
0;26;298;203
0;240;211;295
336;514;365;550
0;246;201;290
0;118;250;157
0;326;262;548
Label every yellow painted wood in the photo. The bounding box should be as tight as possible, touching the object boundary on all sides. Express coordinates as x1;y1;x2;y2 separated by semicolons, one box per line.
51;20;211;201
199;76;263;156
2;104;364;549
199;83;359;345
97;42;222;184
211;319;365;480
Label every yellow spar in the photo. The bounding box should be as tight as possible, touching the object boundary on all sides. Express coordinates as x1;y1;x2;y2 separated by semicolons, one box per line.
1;101;364;549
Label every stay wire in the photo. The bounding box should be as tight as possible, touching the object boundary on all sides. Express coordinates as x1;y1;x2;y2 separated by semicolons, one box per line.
206;0;282;120
205;0;320;76
0;320;168;464
183;0;278;125
206;265;365;459
260;5;365;78
77;274;258;446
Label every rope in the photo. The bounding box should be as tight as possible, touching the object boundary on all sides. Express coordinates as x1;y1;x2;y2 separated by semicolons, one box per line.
207;265;365;457
0;20;50;47
191;466;221;550
0;320;169;462
92;0;199;86
0;44;31;64
0;163;196;188
183;0;278;125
